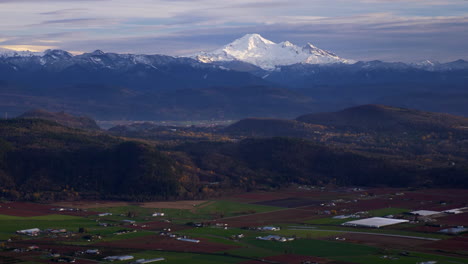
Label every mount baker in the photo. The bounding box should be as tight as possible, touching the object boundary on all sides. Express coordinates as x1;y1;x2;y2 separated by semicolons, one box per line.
191;33;353;70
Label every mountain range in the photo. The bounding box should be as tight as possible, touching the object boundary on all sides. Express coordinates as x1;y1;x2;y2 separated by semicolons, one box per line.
1;33;467;120
2;34;466;72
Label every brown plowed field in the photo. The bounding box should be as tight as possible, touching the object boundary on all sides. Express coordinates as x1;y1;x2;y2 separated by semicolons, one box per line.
425;236;468;252
337;233;432;249
232;192;293;203
409;189;468;200
406;225;444;233
0;202;57;216
254;198;325;208
212;208;323;227
52;200;208;210
231;188;353;203
436;213;468;225
0;202;96;217
299;198;420;214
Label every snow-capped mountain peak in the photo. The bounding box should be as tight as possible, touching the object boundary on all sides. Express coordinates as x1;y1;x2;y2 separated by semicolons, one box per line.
43;49;73;59
303;43;332;56
90;50;105;56
0;47;42;58
281;41;294;48
229;33;275;50
190;33;352;70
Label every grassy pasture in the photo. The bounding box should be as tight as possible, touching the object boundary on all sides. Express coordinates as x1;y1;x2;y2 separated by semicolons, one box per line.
0;214;95;240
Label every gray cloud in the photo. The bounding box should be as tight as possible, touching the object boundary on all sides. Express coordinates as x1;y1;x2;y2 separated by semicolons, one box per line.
40;8;88;16
0;0;104;2
40;18;100;24
68;15;467;62
0;0;466;62
229;1;293;9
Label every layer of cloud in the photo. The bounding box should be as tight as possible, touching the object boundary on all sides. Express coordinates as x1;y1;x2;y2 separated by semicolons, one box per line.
0;0;466;62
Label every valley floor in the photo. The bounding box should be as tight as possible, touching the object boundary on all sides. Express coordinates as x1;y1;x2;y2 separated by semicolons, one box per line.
1;186;467;264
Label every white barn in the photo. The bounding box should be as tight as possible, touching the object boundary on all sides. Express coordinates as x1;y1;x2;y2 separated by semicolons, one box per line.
260;226;280;231
16;228;40;236
104;255;134;261
342;217;409;228
410;210;441;217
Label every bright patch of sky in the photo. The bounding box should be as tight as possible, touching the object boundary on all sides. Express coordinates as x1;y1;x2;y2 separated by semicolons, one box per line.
0;0;467;62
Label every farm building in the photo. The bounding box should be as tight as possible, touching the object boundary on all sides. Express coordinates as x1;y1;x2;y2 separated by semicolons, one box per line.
342;217;409;228
28;245;39;250
259;226;280;231
152;212;165;216
439;227;468;235
410;210;441;217
176;237;200;243
444;207;468;214
16;228;40;236
233;234;245;239
85;249;100;255
333;214;359;219
104;255;134;261
256;235;295;242
47;229;67;234
98;213;113;217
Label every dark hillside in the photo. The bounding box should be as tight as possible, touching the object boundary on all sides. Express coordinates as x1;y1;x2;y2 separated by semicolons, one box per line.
19;109;100;130
224;118;326;137
176;137;415;187
0;119;180;201
297;104;468;132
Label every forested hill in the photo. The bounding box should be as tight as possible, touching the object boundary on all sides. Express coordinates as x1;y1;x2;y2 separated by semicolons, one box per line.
224;104;468;137
296;104;468;132
0;118;181;201
223;118;326;137
1;110;467;202
18;109;100;130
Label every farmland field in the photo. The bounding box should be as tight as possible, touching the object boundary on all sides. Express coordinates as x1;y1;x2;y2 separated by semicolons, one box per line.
1;187;467;263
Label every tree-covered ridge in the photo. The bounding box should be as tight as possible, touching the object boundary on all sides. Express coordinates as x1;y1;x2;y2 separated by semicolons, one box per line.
224;118;326;137
0;119;181;201
296;104;468;132
1;103;468;202
0;119;114;149
174;137;468;189
19;109;100;130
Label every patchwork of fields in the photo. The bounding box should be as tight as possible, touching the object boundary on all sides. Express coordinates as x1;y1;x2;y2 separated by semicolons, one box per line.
0;187;467;264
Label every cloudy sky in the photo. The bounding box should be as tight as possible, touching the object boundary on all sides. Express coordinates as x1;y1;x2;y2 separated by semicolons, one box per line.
0;0;467;62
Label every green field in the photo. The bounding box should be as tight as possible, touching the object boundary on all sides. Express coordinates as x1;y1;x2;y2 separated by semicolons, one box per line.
246;237;379;257
127;251;243;264
333;251;468;264
0;214;96;240
368;208;409;217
